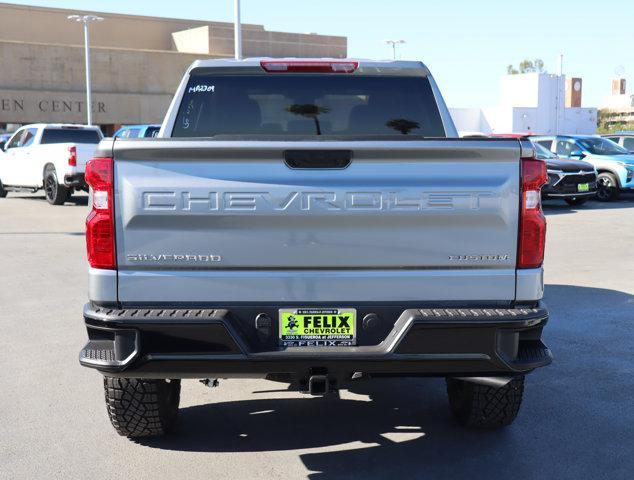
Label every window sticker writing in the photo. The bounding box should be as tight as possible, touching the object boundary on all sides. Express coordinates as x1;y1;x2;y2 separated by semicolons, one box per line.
188;84;215;94
181;99;195;129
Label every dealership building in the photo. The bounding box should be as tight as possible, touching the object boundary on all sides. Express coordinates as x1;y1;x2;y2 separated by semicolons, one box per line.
450;72;597;136
0;2;347;135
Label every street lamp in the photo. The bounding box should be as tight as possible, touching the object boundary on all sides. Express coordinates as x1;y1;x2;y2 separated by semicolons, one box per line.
234;0;242;60
385;39;405;60
67;14;104;126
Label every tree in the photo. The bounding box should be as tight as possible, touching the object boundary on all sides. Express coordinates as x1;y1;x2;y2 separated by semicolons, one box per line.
285;103;330;135
507;59;546;75
596;108;634;134
386;118;420;135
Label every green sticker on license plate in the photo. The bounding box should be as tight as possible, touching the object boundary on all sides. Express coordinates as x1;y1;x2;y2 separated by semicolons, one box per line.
577;183;589;192
279;308;356;346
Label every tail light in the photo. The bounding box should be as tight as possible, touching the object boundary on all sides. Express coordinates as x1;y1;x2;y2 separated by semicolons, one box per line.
260;60;358;73
68;146;77;167
518;157;547;269
85;157;116;269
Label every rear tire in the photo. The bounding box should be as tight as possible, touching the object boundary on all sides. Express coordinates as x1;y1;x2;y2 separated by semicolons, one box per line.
44;167;69;205
446;376;524;428
596;172;620;202
564;197;588;206
0;179;7;198
103;377;181;438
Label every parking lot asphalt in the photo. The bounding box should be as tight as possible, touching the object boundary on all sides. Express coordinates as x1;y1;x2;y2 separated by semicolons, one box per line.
1;193;633;480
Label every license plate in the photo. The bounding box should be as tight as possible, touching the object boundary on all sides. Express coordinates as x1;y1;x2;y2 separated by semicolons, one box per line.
279;308;356;346
577;183;589;192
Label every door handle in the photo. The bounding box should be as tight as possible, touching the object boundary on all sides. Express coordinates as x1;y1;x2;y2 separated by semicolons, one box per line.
284;150;353;169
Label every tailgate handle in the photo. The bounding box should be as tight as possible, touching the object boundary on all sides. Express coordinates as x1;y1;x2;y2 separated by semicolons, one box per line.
284;150;352;169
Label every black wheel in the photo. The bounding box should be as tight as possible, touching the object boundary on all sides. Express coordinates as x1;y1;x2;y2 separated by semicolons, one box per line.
564;197;588;206
596;172;620;202
103;377;181;438
0;179;7;198
446;376;524;428
44;167;69;205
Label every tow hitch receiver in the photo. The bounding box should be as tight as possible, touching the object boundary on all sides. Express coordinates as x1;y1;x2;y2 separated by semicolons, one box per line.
300;368;335;395
308;375;330;396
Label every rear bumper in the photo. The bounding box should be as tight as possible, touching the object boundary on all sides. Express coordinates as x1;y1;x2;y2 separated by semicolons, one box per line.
63;173;86;189
80;302;552;379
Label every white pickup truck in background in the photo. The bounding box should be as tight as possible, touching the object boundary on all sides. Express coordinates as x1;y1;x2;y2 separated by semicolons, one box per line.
0;124;103;204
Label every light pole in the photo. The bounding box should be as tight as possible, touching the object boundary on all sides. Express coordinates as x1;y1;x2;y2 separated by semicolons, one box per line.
555;53;563;135
234;0;242;60
385;39;405;60
67;14;104;125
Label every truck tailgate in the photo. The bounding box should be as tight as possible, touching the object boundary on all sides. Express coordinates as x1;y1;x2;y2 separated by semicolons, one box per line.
75;143;99;172
113;139;521;303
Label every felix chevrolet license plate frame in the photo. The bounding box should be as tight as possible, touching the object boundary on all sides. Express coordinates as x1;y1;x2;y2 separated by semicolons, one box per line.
279;308;356;347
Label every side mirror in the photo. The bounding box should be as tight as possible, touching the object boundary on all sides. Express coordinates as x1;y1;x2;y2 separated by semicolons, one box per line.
570;150;584;159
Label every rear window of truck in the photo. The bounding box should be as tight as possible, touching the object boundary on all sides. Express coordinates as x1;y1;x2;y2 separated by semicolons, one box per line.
40;128;101;144
172;73;445;138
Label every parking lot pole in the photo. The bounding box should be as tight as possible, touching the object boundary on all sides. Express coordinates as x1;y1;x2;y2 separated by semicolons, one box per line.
83;21;93;125
555;53;564;135
385;40;406;60
234;0;242;60
67;15;104;126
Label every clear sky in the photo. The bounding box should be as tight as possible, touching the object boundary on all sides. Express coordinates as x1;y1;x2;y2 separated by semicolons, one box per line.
7;0;634;108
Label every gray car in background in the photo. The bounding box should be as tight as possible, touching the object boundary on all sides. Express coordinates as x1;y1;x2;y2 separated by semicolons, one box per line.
602;132;634;153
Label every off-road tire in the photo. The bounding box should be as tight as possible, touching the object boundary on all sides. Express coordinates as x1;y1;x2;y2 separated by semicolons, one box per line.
103;377;181;438
0;179;7;198
564;197;588;206
446;376;524;428
596;172;620;202
44;167;69;205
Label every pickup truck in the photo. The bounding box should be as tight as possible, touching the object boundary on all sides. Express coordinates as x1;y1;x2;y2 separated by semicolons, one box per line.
0;124;103;204
79;59;552;438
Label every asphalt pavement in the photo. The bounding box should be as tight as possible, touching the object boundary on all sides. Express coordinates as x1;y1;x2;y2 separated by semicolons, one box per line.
1;193;632;479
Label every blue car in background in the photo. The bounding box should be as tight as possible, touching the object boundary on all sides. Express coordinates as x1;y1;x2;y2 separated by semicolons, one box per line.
0;133;13;150
532;135;634;201
114;124;160;139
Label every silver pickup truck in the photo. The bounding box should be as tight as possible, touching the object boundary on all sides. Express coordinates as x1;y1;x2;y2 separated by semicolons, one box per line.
80;58;552;438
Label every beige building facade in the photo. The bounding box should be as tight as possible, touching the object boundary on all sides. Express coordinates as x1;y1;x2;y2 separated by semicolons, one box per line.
0;2;347;134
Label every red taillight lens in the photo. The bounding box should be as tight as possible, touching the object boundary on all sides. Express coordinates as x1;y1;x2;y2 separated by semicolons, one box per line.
518;157;547;269
85;157;116;270
260;60;358;73
68;146;77;167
